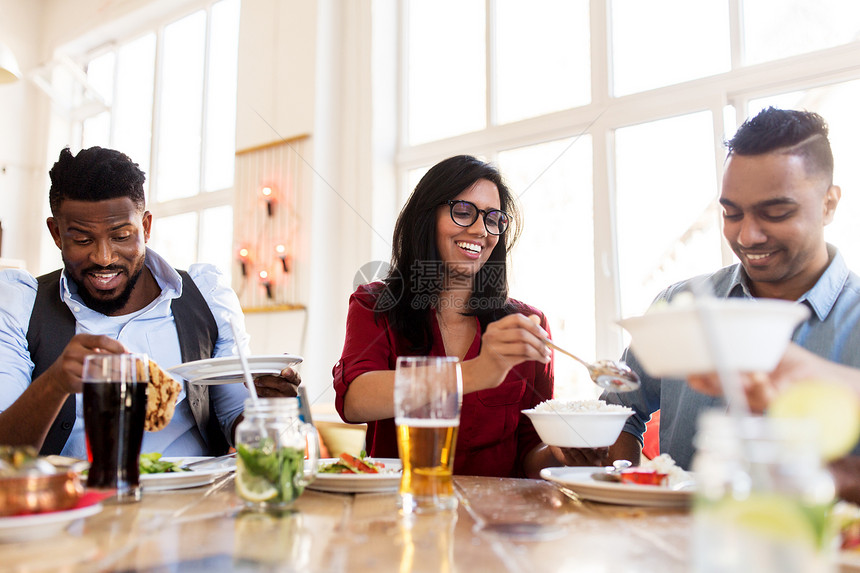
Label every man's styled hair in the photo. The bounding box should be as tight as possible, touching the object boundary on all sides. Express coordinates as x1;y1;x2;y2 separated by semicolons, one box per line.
727;107;834;183
48;146;147;215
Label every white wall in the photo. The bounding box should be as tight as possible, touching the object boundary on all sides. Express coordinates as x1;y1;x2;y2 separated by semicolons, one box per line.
236;0;317;149
0;0;49;270
304;0;375;405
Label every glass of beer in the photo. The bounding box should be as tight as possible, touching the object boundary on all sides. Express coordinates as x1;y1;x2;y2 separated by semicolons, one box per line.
82;353;149;503
394;356;463;514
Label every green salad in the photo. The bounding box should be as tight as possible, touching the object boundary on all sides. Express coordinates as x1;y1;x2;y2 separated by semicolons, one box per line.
235;440;306;504
139;452;189;474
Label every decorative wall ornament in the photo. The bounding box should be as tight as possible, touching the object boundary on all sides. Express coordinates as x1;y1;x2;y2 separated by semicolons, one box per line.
234;135;308;309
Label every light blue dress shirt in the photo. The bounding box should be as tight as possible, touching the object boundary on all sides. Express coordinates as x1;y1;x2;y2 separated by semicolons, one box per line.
0;248;251;459
604;245;860;470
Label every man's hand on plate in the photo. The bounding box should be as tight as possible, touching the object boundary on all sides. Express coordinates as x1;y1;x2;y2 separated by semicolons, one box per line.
253;367;301;398
686;342;822;414
550;445;611;467
687;370;775;414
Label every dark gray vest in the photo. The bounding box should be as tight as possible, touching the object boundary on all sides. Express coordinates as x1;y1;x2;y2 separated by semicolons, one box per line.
28;270;229;456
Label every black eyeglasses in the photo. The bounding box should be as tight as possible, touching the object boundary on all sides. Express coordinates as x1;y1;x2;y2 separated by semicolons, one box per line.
443;200;510;236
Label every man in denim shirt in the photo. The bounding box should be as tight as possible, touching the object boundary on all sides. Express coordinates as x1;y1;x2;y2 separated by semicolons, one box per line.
600;107;860;470
0;146;300;457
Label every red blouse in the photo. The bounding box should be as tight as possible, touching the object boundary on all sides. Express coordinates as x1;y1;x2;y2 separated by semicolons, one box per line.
332;284;554;478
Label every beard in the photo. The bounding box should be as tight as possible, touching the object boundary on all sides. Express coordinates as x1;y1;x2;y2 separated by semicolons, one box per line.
65;257;146;316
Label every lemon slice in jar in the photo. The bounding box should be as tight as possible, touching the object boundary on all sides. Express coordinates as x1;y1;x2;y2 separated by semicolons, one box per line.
767;378;860;461
712;493;824;546
235;460;278;502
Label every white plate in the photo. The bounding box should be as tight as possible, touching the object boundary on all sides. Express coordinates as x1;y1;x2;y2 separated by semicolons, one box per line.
308;458;402;493
167;354;303;385
0;502;103;543
540;466;693;508
141;456;235;491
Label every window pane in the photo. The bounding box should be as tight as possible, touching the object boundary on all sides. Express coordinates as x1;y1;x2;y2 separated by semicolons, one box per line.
156;11;206;201
113;34;155;201
407;0;485;144
499;137;595;400
149;212;198;270
743;0;860;66
204;0;240;192
199;205;233;283
615;112;722;317
82;112;111;149
405;166;429;207
610;0;730;96
496;0;590;124
748;80;860;273
86;52;114;106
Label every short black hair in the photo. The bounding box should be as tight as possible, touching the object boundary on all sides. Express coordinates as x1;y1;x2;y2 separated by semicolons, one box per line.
726;107;833;183
48;146;146;215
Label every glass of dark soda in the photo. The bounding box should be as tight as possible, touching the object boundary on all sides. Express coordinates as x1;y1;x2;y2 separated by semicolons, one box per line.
82;353;149;503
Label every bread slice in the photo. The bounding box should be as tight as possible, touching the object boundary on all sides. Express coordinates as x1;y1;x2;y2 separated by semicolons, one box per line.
137;359;182;432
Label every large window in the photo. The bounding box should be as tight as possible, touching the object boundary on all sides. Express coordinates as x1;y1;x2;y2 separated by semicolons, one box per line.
614;112;722;317
398;0;860;399
76;0;240;281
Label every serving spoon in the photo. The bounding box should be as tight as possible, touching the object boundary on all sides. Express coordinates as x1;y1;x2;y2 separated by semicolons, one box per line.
543;338;641;393
591;459;633;482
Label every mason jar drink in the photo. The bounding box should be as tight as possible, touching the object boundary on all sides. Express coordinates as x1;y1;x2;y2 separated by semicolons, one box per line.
234;398;319;511
692;411;837;572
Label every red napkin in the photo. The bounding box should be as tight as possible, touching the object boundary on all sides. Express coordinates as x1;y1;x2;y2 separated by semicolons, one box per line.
74;490;114;509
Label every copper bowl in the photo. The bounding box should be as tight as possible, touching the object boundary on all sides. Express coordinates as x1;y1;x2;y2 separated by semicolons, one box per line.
0;471;83;517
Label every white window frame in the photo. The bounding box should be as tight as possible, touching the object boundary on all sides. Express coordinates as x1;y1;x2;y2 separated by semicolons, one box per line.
73;0;237;267
395;0;860;361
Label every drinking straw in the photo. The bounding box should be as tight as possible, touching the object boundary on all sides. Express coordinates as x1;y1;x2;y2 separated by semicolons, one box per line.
688;281;751;417
228;316;259;404
688;283;772;488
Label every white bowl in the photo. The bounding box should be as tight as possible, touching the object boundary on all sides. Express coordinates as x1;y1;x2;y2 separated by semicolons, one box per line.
617;298;809;378
522;409;633;448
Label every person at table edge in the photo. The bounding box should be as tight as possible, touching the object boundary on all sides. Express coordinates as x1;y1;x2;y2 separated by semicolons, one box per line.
0;146;300;459
601;107;860;470
688;342;860;504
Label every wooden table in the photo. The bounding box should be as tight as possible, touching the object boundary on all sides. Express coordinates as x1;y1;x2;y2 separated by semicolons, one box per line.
2;473;702;572
6;473;860;572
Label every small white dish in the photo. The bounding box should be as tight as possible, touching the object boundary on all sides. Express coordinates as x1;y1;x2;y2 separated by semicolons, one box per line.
308;458;402;493
522;409;632;448
141;456;235;491
167;354;303;385
540;466;693;508
0;502;103;543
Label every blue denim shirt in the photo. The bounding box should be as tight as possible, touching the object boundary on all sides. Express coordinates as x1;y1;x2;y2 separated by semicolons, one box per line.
605;245;860;469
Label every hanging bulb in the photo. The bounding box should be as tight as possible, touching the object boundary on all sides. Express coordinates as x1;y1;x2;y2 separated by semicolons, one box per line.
275;244;289;273
259;270;273;299
261;186;274;217
237;247;250;277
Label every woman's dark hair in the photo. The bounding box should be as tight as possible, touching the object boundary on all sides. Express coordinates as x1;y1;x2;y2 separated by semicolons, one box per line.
381;155;523;353
49;146;147;216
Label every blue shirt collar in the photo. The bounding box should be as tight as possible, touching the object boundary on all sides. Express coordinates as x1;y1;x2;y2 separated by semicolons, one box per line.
721;243;846;321
59;247;183;306
798;244;848;322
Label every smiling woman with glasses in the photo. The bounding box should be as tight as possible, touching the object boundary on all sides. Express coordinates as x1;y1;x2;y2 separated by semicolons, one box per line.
333;155;587;481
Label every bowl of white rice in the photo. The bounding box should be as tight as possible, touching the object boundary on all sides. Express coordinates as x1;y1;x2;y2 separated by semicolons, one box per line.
522;399;634;448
